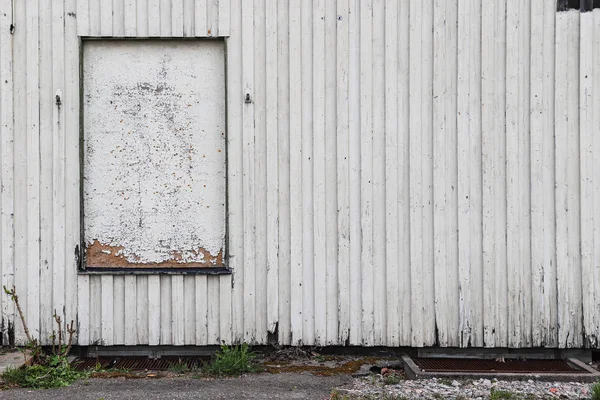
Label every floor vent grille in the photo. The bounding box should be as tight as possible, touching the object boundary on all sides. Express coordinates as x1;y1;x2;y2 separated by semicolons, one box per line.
71;356;210;371
412;358;587;374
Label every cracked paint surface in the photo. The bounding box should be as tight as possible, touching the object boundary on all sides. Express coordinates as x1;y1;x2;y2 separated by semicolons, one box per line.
83;40;226;268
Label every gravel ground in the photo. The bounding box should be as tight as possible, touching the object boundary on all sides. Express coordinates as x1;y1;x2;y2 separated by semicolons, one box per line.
336;376;599;399
0;372;351;399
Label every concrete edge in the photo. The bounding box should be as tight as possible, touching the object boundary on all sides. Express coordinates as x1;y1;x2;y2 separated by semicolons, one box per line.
567;357;600;377
401;355;600;383
0;351;28;375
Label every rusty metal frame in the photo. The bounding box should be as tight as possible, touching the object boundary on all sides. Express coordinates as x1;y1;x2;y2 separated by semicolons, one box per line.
78;36;231;275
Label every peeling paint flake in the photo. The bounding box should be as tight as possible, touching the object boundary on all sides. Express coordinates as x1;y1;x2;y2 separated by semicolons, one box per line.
83;40;226;268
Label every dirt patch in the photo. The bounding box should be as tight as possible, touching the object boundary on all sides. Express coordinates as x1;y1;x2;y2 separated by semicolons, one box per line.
262;356;382;377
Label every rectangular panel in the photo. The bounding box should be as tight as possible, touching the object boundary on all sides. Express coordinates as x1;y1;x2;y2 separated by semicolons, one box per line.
83;40;226;269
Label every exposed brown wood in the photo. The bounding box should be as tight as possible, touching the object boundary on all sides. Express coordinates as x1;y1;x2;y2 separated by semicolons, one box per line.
85;240;224;268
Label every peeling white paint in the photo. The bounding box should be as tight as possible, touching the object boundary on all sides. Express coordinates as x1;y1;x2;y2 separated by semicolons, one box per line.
83;40;226;266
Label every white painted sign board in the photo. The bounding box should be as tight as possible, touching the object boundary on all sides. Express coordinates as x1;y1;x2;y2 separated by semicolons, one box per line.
83;40;226;269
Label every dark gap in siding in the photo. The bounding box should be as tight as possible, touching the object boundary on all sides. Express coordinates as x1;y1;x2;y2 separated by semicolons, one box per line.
558;0;600;11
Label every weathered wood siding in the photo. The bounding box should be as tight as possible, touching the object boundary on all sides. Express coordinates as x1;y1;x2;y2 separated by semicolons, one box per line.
1;1;599;348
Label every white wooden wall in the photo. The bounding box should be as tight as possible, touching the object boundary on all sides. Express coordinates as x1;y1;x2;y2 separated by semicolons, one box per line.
1;0;600;349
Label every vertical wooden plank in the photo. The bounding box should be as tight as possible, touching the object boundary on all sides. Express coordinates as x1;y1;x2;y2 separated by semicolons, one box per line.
218;0;230;36
89;277;102;344
324;0;338;346
52;0;67;345
113;0;125;36
0;0;15;345
64;0;80;342
89;0;101;35
148;275;161;345
183;0;194;36
100;0;113;36
242;0;256;343
39;0;54;342
457;0;483;347
195;0;207;36
228;0;244;344
542;0;558;349
207;0;214;36
348;0;361;346
124;0;138;36
209;0;219;36
336;0;350;346
408;0;424;347
433;0;459;347
0;2;3;334
159;276;171;344
113;276;125;344
301;0;314;346
289;0;303;345
253;0;267;344
591;10;600;348
409;0;435;347
136;276;149;344
397;0;411;346
171;275;185;345
555;10;582;348
101;275;114;345
372;0;386;346
12;0;27;344
161;0;173;36
265;0;279;336
219;275;232;343
124;276;137;345
78;0;90;36
530;0;557;347
137;0;149;37
580;10;595;348
312;0;327;346
384;0;399;347
195;276;208;345
77;277;90;345
506;0;532;347
565;10;582;348
183;276;195;344
172;0;184;36
148;0;161;36
277;0;291;345
26;0;41;341
207;276;220;344
481;0;508;348
359;0;374;347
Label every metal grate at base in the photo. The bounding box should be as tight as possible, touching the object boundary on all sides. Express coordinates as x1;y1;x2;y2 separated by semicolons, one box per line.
71;356;210;371
412;358;588;374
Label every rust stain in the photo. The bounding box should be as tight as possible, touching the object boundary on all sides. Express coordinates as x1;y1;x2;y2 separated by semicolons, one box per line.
86;240;224;268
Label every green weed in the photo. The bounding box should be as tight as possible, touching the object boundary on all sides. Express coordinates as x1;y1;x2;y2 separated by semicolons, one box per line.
489;388;515;400
203;343;258;376
591;382;600;400
169;359;193;374
1;285;85;389
383;373;402;385
2;361;88;389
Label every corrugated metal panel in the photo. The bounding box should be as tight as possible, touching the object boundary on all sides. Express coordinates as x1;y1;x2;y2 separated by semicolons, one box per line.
1;0;600;349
